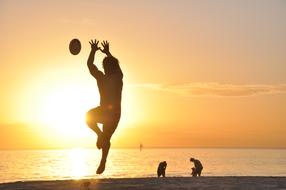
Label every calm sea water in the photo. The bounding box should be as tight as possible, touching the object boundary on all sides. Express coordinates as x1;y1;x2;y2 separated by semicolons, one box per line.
0;148;285;183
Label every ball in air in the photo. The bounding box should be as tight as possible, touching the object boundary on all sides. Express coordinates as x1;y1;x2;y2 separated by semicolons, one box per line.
69;38;81;55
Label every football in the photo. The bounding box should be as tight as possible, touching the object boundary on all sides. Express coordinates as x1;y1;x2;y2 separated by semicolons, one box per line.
69;38;81;55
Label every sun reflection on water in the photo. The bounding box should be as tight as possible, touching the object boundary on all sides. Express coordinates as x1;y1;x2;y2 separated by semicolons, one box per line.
69;148;88;179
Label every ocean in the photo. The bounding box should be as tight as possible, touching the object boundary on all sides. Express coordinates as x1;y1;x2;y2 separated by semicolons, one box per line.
0;148;285;183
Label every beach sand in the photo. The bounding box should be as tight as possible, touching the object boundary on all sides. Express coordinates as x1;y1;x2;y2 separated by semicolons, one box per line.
0;177;285;190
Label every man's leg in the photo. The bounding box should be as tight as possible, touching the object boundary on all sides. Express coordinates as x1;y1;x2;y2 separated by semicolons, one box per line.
96;137;111;174
86;107;104;149
90;124;104;149
88;123;102;136
96;123;116;174
197;168;202;177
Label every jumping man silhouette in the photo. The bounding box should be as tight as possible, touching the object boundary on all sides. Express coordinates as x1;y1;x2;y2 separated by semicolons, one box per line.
85;39;123;174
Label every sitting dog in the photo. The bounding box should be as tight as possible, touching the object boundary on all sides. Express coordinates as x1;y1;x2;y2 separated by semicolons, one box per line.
191;167;197;177
157;161;167;177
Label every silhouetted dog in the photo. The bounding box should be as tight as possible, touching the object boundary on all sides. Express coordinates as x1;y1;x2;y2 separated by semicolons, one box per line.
191;167;197;177
157;161;167;177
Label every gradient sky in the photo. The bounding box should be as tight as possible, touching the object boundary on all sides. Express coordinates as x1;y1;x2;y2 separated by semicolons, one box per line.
1;0;286;149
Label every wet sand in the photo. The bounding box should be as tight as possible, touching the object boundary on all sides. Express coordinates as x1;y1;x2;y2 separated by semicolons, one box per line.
0;177;285;190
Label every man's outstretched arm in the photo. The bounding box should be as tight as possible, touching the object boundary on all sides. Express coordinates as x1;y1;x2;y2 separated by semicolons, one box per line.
87;39;103;79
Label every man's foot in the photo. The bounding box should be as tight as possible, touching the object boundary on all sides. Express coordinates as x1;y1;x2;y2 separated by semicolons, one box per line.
96;159;106;174
96;135;103;149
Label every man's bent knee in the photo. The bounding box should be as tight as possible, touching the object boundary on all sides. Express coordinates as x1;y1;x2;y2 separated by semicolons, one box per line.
85;111;93;127
85;108;99;127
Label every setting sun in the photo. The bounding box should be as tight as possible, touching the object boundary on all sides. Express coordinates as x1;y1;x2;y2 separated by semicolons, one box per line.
40;85;93;138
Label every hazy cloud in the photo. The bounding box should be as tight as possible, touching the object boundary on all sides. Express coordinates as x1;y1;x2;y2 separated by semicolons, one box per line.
129;83;286;97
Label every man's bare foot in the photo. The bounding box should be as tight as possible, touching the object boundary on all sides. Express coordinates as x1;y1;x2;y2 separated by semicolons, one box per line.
96;135;103;149
96;159;106;174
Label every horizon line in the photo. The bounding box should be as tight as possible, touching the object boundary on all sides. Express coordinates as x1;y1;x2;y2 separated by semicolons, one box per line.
1;146;285;151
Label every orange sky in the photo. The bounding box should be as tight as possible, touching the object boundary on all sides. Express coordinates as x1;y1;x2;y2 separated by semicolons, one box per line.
1;0;286;149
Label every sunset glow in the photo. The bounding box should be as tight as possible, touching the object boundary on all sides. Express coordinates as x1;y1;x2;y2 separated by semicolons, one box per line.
40;85;93;138
1;0;286;149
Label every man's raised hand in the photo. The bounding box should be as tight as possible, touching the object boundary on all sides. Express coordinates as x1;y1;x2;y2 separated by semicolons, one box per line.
100;40;111;56
89;39;101;52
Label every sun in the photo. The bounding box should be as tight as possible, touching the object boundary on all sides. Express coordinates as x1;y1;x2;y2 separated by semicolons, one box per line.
40;85;97;138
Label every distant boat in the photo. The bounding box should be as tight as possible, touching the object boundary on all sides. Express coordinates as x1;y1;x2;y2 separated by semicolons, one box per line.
140;143;143;151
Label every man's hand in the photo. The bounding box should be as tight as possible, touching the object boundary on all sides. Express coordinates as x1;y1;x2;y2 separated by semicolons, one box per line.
89;39;101;52
100;40;112;56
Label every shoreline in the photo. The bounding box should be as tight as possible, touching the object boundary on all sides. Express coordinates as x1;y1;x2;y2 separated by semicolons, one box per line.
1;176;286;190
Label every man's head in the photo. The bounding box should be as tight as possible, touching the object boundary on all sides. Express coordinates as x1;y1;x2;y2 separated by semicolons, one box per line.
190;158;195;162
103;56;120;75
162;161;167;167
